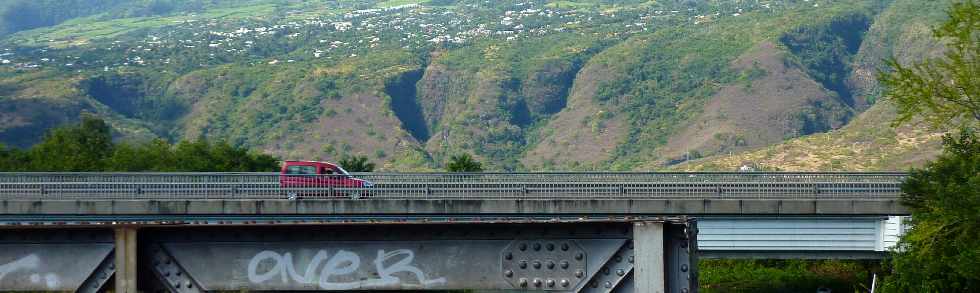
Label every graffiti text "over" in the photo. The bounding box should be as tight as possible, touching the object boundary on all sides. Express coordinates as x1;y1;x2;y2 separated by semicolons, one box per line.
247;249;447;290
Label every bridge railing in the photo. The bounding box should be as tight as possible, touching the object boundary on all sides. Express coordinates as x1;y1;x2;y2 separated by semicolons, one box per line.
0;172;906;200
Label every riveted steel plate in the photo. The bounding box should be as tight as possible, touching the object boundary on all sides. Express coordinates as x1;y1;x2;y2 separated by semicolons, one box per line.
500;240;587;290
666;221;698;293
77;251;116;293
0;244;113;291
581;241;634;293
148;244;203;293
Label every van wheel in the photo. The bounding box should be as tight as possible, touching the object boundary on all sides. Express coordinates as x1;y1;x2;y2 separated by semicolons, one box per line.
287;192;298;200
349;192;362;200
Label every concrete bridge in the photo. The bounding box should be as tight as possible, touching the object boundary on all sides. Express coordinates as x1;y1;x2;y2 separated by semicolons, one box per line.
0;172;909;293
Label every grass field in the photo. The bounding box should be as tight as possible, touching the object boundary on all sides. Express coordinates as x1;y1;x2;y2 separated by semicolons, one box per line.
6;4;278;48
376;0;429;8
545;0;659;12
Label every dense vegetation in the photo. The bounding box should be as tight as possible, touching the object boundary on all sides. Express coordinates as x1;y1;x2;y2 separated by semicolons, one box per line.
879;1;980;129
880;131;980;291
700;260;878;293
446;153;483;172
0;115;278;172
780;13;870;108
876;2;980;291
0;0;922;171
339;155;376;172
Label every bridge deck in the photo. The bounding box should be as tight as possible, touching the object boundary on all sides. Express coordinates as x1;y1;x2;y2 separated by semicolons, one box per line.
0;172;909;217
0;172;904;199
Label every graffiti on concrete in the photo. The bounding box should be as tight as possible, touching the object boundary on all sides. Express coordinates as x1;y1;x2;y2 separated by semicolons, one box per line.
247;249;447;290
0;254;60;289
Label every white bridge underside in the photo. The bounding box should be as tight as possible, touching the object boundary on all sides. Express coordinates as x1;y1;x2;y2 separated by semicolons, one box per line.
698;216;908;259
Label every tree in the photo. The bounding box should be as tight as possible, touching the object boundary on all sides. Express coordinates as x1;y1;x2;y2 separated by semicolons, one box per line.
879;131;980;292
876;2;980;291
1;115;279;172
170;140;278;172
105;139;278;172
338;155;375;172
106;139;176;172
879;1;980;130
28;115;114;171
446;153;483;172
0;144;27;171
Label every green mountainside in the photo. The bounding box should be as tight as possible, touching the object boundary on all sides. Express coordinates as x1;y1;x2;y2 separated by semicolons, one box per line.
0;0;952;171
675;0;952;171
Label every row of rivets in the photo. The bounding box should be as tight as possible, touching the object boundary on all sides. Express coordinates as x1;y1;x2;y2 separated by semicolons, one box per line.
517;242;572;252
514;260;573;270
518;278;572;288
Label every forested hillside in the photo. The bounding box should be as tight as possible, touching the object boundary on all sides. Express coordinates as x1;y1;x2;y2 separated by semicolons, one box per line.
676;0;952;171
0;0;950;171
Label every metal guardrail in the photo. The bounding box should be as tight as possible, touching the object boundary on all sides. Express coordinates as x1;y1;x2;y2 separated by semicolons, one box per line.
0;172;906;200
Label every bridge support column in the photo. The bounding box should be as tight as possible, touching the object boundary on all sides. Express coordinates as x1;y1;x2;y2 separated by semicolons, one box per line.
633;222;666;293
114;227;138;293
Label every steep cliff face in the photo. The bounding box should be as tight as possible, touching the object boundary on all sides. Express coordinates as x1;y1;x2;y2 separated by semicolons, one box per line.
420;61;527;168
520;58;581;117
521;60;627;170
414;38;599;169
415;61;460;138
385;69;428;143
779;13;871;109
848;0;952;107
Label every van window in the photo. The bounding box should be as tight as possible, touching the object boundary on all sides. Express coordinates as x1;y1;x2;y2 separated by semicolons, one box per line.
286;165;316;175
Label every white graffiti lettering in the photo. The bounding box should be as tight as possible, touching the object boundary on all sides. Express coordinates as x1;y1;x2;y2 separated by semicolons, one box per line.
317;250;360;290
373;249;446;287
246;249;446;290
0;254;60;289
247;251;282;284
0;254;39;280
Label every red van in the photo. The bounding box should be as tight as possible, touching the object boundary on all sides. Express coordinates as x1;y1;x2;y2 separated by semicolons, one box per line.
279;160;373;199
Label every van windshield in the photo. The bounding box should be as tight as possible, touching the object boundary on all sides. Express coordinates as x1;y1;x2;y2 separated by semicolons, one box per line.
335;166;352;176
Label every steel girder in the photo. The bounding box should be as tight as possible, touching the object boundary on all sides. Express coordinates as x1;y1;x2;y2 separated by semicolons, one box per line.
0;229;116;292
0;221;697;293
140;221;698;293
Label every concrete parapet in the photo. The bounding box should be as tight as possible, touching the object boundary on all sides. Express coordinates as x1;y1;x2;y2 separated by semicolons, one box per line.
703;200;741;214
816;200;854;214
0;198;910;216
739;200;780;214
779;200;817;214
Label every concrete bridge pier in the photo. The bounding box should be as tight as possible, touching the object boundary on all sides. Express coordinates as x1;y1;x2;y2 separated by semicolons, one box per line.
635;222;666;293
634;221;698;293
114;227;138;293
